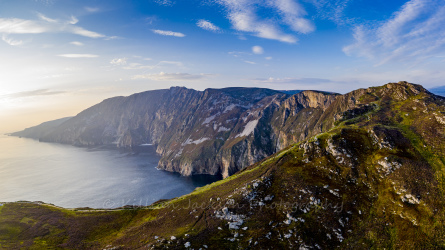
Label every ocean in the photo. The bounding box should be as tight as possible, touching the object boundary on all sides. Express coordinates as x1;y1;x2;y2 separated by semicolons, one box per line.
0;135;220;208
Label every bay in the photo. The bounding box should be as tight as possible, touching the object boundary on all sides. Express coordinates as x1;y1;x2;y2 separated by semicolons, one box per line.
0;135;220;208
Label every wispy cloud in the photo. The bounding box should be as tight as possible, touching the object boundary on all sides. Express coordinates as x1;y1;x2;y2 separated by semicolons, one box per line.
58;54;99;58
69;16;79;25
110;58;127;65
37;13;57;23
308;0;352;25
85;7;100;13
122;60;182;70
343;0;445;65
2;34;24;46
216;0;314;43
228;51;250;58
197;19;221;32
144;16;158;25
0;13;106;41
244;60;256;64
2;89;66;99
70;41;84;46
152;29;185;37
252;45;264;54
154;0;175;6
131;72;212;81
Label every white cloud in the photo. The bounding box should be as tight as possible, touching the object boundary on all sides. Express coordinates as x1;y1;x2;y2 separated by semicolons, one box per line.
252;45;264;54
152;29;185;37
104;36;120;40
37;13;57;23
58;54;99;58
343;0;445;65
110;58;127;65
2;34;23;46
0;15;105;38
70;41;84;46
244;60;256;64
268;0;315;33
132;72;212;81
0;18;49;34
216;0;314;43
154;0;175;6
69;16;79;25
197;20;221;32
68;26;104;38
85;7;100;13
265;56;272;60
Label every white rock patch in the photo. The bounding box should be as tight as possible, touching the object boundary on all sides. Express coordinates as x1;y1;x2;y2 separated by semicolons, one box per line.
236;119;259;138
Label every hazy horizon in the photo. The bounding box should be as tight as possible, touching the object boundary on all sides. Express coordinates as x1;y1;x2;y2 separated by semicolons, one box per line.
1;0;445;133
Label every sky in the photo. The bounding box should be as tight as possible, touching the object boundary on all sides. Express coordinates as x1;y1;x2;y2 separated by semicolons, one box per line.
1;0;445;133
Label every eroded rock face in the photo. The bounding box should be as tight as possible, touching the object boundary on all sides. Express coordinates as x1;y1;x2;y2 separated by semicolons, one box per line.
15;81;438;178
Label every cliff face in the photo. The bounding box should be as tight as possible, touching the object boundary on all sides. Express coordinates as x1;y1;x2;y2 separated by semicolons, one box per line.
37;87;299;177
15;81;436;178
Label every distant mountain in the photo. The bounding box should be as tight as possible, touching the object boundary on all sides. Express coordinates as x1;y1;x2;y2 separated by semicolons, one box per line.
3;81;445;249
9;117;72;139
429;85;445;97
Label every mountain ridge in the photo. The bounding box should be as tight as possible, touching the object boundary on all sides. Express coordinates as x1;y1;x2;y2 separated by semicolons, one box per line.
10;82;442;179
2;81;445;249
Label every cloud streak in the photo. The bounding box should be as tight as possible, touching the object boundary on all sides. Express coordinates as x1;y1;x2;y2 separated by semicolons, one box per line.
0;14;106;41
343;0;445;65
58;54;99;58
1;89;66;99
131;72;212;81
70;41;84;46
152;29;185;37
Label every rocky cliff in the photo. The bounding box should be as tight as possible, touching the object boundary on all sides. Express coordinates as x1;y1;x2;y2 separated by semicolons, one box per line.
13;82;439;179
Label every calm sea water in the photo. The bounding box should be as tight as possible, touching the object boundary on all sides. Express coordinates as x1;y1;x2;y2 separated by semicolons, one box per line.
0;135;220;208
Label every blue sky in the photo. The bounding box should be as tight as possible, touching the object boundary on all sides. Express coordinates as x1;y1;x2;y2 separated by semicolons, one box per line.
1;0;445;132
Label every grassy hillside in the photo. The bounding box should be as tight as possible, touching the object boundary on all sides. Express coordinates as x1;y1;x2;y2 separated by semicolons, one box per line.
1;82;445;249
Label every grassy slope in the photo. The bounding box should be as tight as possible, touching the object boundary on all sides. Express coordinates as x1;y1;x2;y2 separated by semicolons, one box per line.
1;82;445;249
